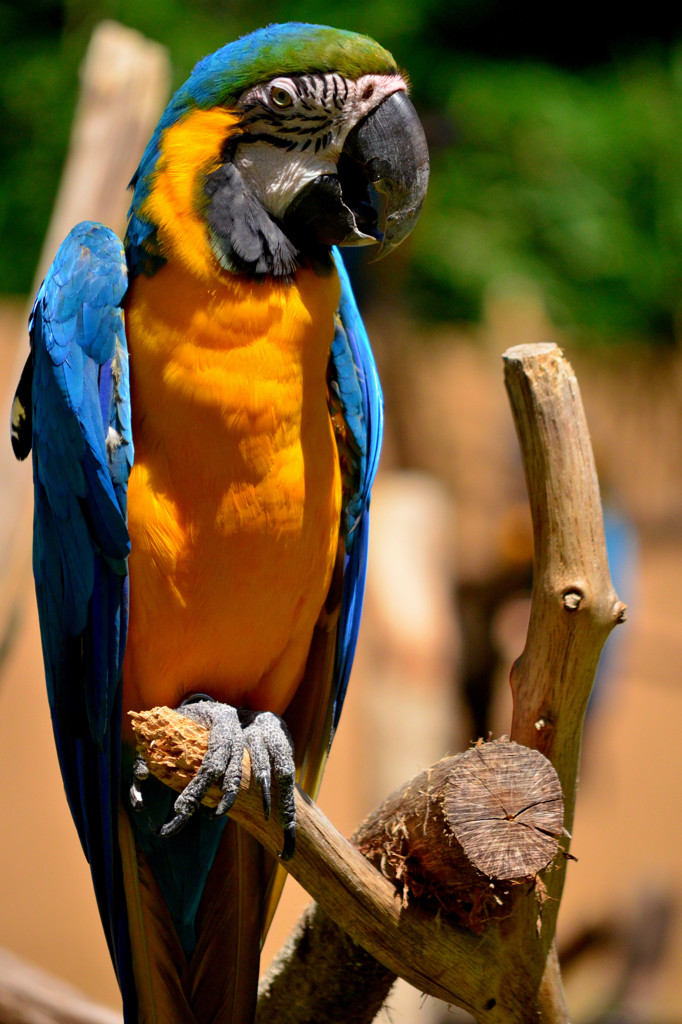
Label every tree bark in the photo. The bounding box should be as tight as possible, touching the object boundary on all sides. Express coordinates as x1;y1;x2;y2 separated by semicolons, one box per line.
504;344;626;1016
130;709;565;1021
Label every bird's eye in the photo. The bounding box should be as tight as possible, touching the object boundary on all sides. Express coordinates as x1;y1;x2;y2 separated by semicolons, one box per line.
270;86;293;109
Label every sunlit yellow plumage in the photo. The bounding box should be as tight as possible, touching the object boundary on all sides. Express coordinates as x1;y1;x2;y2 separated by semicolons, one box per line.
123;256;343;723
120;107;343;726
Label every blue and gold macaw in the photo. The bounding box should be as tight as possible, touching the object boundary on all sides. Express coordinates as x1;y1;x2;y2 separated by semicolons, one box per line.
11;23;428;1024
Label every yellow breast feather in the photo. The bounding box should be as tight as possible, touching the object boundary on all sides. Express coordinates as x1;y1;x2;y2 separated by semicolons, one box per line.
123;258;343;723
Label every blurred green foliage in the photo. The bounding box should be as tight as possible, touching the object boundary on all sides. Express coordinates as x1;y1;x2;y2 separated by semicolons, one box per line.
414;56;682;343
3;0;682;343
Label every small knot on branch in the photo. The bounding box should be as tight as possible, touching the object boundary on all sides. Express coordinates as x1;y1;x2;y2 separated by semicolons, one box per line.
613;601;628;624
562;589;583;611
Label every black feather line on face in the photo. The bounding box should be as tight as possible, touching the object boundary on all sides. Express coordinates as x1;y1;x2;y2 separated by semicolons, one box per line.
238;132;294;149
204;163;300;278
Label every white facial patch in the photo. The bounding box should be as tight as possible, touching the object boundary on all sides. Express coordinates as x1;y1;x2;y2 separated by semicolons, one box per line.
232;72;407;220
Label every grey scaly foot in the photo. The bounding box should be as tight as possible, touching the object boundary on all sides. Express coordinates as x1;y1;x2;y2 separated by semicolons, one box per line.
241;710;296;861
133;698;297;858
156;700;244;838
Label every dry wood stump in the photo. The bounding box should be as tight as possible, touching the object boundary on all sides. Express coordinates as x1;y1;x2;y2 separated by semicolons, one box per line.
354;739;564;932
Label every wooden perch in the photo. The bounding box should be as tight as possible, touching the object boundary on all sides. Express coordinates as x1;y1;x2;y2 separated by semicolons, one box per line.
130;714;565;902
354;739;564;926
131;710;564;1021
504;344;626;942
128;342;625;1024
504;343;626;825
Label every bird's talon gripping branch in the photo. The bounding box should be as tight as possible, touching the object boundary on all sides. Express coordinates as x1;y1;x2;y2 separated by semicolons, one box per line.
149;701;297;854
155;700;244;834
242;711;273;820
242;710;297;858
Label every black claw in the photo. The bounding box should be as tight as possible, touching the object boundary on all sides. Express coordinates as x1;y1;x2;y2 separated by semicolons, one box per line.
156;814;190;838
279;824;296;862
154;787;204;836
216;789;238;817
261;779;271;821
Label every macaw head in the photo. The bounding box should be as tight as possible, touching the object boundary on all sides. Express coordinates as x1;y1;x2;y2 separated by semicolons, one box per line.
127;23;429;279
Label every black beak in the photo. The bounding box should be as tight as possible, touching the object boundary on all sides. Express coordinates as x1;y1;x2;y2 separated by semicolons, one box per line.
282;90;429;257
343;90;430;259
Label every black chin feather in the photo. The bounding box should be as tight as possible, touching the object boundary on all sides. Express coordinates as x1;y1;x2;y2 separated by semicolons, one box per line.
204;163;299;278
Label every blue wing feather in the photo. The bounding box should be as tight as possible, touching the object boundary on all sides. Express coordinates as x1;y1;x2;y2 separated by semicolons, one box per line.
329;248;383;734
26;221;136;1016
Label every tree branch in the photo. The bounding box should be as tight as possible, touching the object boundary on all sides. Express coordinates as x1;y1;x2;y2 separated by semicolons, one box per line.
131;710;565;1021
0;947;121;1024
504;343;626;822
503;343;627;1015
